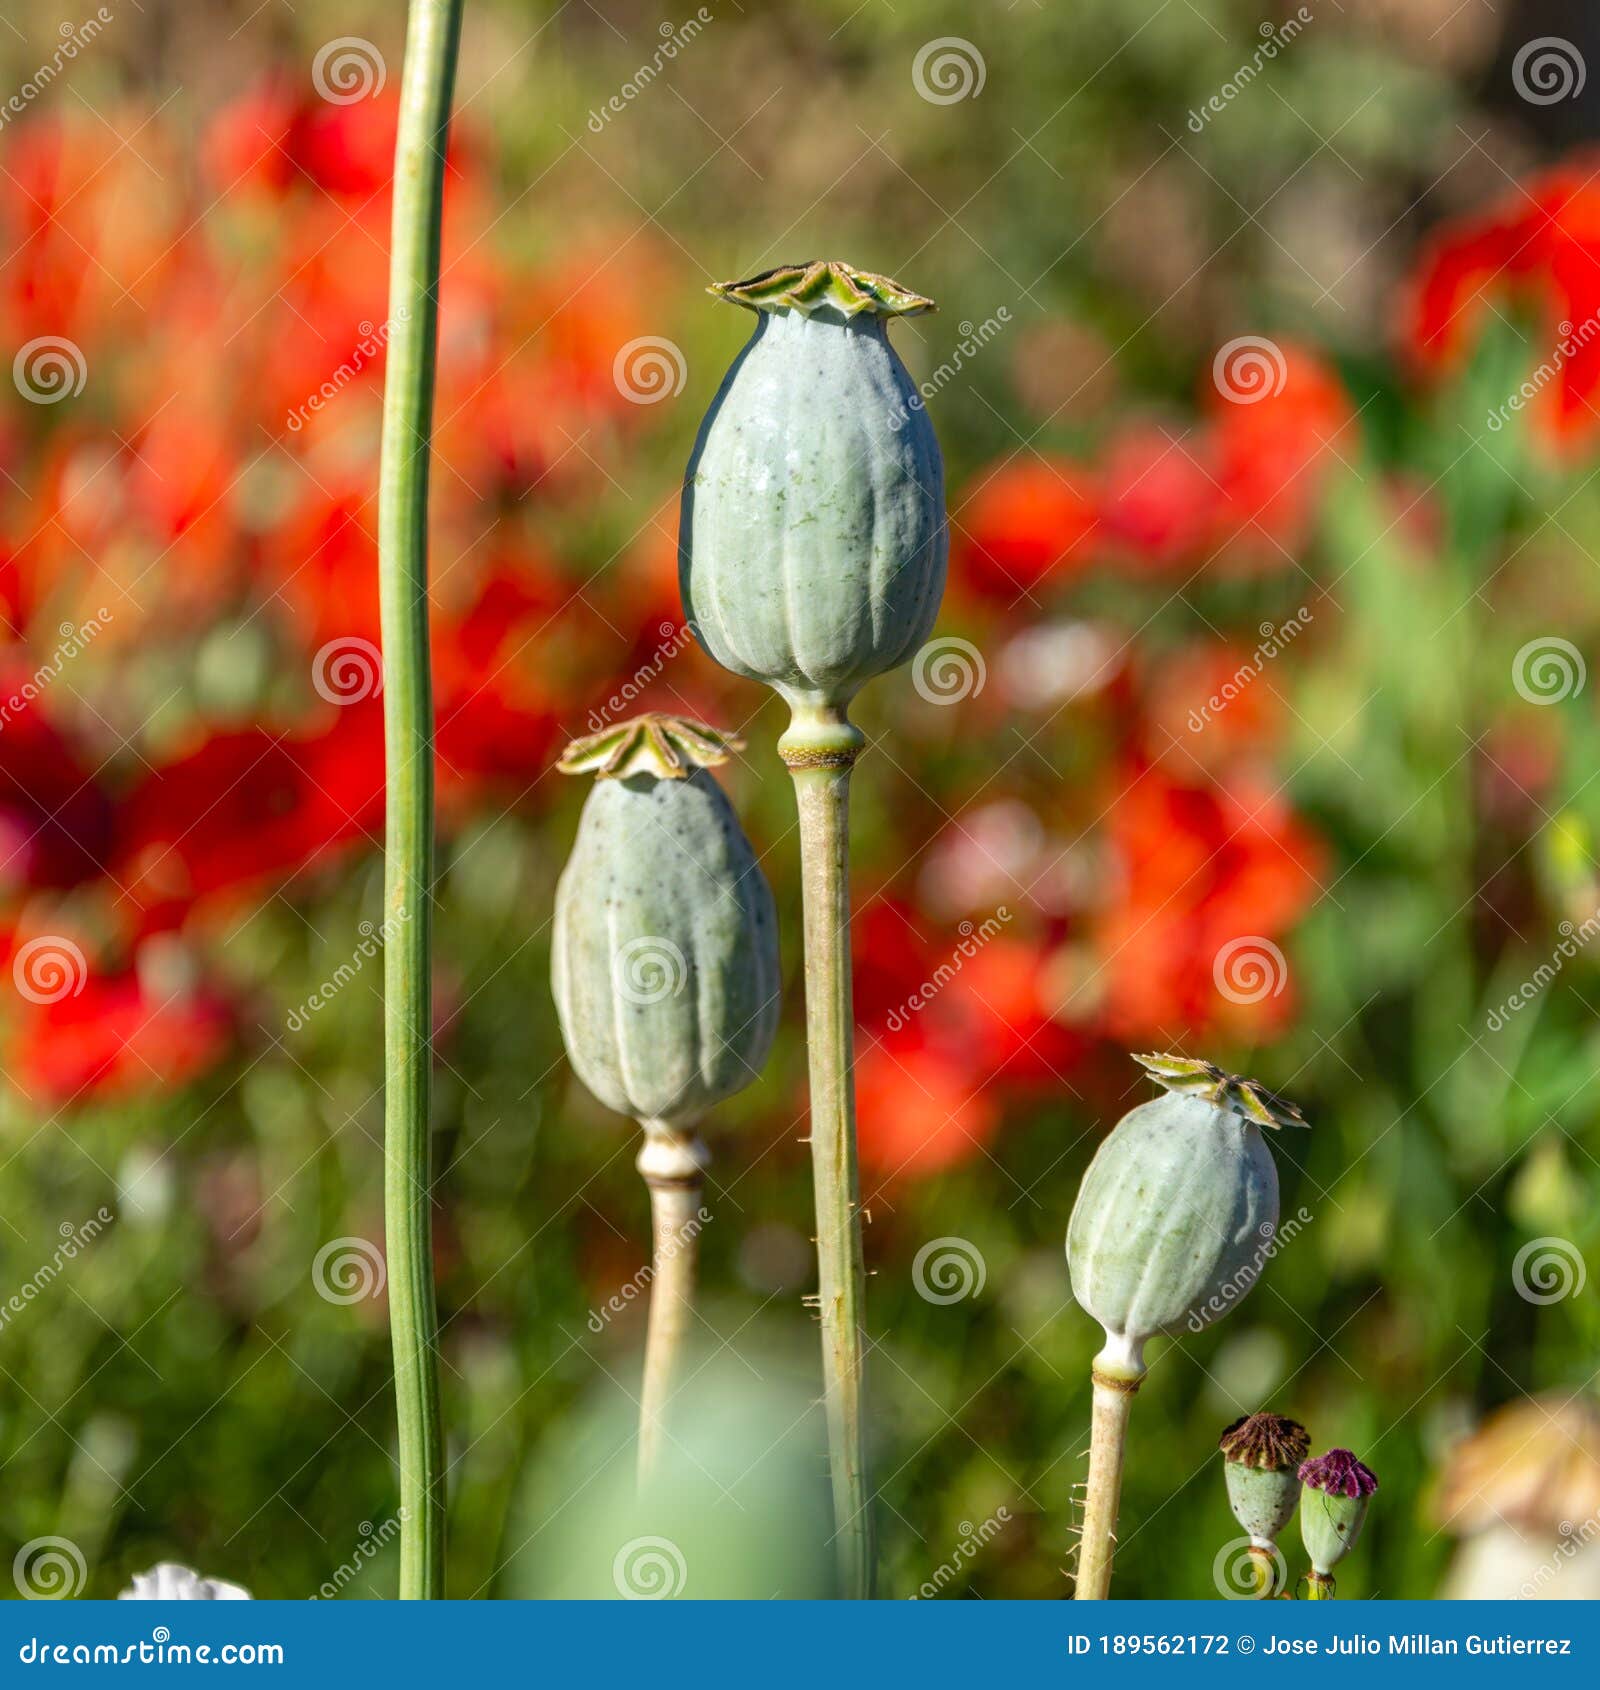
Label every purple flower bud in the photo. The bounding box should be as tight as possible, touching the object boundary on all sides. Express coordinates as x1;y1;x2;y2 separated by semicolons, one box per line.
1299;1448;1378;1498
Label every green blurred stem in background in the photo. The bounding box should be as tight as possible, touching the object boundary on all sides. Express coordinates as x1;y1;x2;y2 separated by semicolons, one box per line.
378;0;463;1601
780;703;874;1599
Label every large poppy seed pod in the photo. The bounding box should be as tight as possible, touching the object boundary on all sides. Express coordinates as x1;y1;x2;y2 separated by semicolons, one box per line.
679;260;947;731
1220;1413;1309;1546
1067;1054;1306;1382
1299;1449;1377;1589
551;713;781;1128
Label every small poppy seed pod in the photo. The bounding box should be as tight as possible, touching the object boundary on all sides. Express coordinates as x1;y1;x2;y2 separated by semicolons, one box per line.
1067;1054;1305;1382
551;714;781;1127
679;260;947;721
1220;1413;1309;1596
1299;1449;1378;1594
1069;1057;1306;1602
552;714;781;1483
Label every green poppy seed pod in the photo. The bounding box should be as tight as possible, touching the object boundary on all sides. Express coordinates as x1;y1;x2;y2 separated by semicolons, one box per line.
551;714;781;1127
1220;1413;1310;1547
680;261;947;720
1067;1054;1307;1382
1299;1449;1377;1581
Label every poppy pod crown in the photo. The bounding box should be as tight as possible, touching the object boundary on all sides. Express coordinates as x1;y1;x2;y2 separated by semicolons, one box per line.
708;260;937;322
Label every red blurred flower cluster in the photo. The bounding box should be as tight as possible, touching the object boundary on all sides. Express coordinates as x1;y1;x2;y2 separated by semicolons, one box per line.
1406;156;1600;449
953;344;1354;600
0;83;684;1105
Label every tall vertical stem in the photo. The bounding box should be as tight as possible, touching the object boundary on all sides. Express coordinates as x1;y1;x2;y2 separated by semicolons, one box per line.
1076;1371;1139;1599
780;704;873;1599
378;0;462;1602
635;1124;709;1486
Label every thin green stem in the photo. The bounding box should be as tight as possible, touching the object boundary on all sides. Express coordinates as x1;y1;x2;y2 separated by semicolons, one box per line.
378;0;462;1603
1303;1570;1335;1599
781;704;873;1600
635;1124;708;1486
1076;1370;1139;1599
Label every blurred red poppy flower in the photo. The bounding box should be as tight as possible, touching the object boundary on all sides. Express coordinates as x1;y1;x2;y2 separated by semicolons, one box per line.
115;709;384;923
855;1026;1002;1180
1094;762;1322;1040
1096;423;1218;569
7;956;233;1106
0;670;116;892
1406;157;1600;449
1205;344;1353;565
954;456;1097;598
